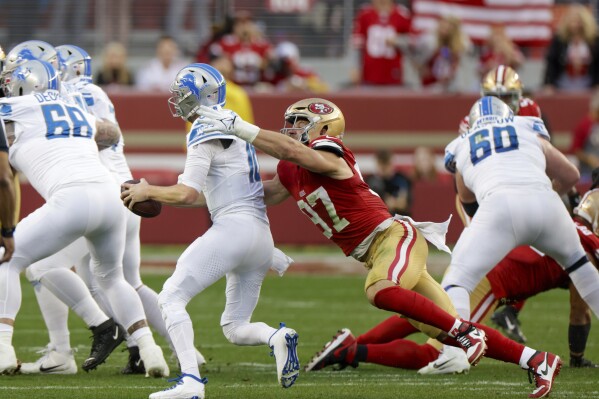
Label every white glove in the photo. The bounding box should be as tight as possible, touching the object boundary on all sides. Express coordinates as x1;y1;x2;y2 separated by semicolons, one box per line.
197;105;260;143
270;247;294;277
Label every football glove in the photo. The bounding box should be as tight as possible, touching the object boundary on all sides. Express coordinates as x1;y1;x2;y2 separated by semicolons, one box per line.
197;105;260;143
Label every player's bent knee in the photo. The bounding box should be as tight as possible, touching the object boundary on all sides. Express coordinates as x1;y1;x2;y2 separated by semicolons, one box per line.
222;321;248;344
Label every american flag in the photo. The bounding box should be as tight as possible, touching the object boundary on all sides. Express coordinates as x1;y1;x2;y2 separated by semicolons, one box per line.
411;0;555;47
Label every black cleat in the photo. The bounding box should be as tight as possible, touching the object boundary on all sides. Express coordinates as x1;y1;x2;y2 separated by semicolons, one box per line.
121;346;145;374
491;305;527;344
570;355;599;368
82;318;124;372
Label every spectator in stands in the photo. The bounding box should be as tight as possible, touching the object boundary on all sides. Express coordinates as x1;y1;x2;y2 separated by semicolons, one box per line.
352;0;412;86
414;15;471;91
195;16;235;64
479;25;524;78
135;35;189;93
366;149;412;216
209;11;274;87
266;41;329;93
412;146;438;182
95;42;135;88
543;4;599;93
570;91;599;183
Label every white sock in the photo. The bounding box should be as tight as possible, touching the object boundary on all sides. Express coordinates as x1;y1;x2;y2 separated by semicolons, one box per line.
166;311;199;377
0;328;13;346
519;347;537;369
130;326;154;349
40;268;109;328
223;322;276;346
32;281;71;353
446;286;471;320
126;335;136;348
0;263;22;322
137;285;170;343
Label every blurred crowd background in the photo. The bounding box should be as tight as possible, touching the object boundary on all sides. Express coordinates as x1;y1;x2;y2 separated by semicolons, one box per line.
3;0;599;94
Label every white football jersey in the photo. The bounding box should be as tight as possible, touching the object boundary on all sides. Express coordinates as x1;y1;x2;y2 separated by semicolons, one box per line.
178;120;268;223
72;77;133;183
0;90;111;199
451;115;552;201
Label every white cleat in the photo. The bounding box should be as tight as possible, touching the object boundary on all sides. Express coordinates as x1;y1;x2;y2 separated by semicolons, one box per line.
0;343;19;375
141;344;170;378
269;323;300;388
21;345;77;375
149;373;207;399
417;345;470;375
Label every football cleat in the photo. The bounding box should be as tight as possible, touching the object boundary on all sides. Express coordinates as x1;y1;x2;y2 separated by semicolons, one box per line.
149;373;207;399
268;323;300;388
21;344;77;375
140;344;170;378
0;342;19;375
304;328;358;372
453;322;487;366
491;305;527;344
82;318;124;371
527;351;562;398
417;345;470;375
570;355;599;368
121;346;145;375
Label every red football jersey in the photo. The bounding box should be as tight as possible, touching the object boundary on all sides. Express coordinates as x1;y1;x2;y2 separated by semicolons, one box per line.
458;97;542;133
211;34;272;86
488;223;599;301
352;5;411;85
277;136;392;256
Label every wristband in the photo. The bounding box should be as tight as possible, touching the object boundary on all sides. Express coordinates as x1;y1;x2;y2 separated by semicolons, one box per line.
236;120;260;143
1;226;15;238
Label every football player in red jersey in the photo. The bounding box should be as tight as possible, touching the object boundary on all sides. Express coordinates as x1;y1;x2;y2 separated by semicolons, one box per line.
197;98;562;397
304;204;599;374
352;0;412;85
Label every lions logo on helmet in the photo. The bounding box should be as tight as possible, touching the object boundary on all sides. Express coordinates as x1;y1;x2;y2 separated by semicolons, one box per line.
281;98;345;144
481;65;522;113
56;45;92;82
468;96;513;130
4;59;60;98
168;63;226;122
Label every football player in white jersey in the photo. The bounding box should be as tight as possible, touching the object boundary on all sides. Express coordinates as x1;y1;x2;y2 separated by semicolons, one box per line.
121;63;300;399
441;97;599;363
0;60;168;377
20;45;201;376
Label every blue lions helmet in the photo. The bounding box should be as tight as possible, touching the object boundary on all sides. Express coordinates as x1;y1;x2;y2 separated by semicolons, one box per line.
4;59;60;98
56;44;92;82
3;40;59;74
468;96;513;129
168;63;226;121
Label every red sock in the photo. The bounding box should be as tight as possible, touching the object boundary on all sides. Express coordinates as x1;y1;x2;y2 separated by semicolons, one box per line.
442;322;524;364
373;286;457;333
357;316;419;344
365;340;438;369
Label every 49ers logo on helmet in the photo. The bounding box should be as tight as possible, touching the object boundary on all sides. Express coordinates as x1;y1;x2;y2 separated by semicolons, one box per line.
308;102;333;115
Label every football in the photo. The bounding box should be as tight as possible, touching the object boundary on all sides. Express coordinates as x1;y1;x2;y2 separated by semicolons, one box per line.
121;179;162;218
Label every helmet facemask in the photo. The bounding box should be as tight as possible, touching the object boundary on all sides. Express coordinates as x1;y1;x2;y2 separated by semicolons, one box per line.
280;114;315;144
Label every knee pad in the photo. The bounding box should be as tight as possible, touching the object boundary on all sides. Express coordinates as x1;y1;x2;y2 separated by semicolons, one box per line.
158;290;190;330
92;263;124;287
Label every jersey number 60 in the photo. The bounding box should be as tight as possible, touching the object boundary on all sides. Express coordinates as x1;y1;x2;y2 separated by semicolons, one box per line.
469;125;519;165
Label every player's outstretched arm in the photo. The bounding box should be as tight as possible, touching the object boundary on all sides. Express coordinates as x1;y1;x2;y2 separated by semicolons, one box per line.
197;106;346;176
263;174;291;205
95;120;121;149
540;138;580;195
121;178;200;208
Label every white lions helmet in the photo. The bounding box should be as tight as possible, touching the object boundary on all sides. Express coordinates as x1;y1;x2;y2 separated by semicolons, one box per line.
56;44;92;82
168;63;226;121
3;40;59;74
4;59;60;98
468;96;513;129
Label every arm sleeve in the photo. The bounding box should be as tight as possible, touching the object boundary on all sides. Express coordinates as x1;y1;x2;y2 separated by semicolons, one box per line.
177;140;220;193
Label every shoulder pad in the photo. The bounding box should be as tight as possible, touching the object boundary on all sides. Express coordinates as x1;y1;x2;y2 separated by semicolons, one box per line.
187;120;233;147
310;136;344;153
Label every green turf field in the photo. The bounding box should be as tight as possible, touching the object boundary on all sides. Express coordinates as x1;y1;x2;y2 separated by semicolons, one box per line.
2;271;598;399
